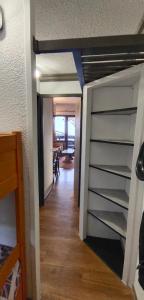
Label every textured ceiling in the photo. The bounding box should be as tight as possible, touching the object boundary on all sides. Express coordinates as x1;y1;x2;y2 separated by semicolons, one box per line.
35;0;144;40
36;53;77;74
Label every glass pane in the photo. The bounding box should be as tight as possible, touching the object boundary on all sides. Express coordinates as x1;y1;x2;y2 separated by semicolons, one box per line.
54;116;65;141
68;117;75;148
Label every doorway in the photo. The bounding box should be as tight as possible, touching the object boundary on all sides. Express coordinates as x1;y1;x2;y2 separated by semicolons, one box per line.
33;36;144;299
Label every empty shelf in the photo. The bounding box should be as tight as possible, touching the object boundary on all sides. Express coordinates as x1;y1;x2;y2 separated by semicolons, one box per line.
88;210;127;238
89;164;131;179
90;139;134;146
91;107;137;116
88;188;129;209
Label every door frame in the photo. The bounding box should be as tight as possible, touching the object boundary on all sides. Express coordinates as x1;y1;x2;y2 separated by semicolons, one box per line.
37;93;44;207
31;35;144;299
37;94;82;207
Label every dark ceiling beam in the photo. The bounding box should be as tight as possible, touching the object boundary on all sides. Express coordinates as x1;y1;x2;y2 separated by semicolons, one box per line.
82;53;144;62
73;50;85;88
34;35;144;54
82;59;144;66
81;52;144;58
84;70;117;76
82;46;144;56
83;61;141;69
84;69;124;76
40;73;78;82
83;65;131;71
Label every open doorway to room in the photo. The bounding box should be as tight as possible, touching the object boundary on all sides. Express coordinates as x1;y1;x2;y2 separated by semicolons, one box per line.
36;52;82;210
36;52;85;299
53;97;82;204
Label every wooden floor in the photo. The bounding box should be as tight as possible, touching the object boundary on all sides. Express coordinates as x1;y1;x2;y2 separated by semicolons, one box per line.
40;167;134;300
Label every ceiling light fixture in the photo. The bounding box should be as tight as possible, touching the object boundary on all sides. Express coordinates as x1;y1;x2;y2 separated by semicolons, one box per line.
35;69;41;79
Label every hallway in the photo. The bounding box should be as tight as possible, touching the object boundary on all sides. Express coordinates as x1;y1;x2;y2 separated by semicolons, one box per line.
40;168;133;300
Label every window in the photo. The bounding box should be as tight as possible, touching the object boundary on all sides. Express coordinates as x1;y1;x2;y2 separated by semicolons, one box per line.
54;116;75;149
68;117;75;148
54;116;65;141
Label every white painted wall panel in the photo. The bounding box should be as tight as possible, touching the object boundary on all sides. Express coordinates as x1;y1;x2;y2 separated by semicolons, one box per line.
40;81;81;95
43;98;53;198
0;1;39;298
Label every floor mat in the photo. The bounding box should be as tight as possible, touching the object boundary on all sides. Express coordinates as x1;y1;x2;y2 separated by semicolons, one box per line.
85;236;124;278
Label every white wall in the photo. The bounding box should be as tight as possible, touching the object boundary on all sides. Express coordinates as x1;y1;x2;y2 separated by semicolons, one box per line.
54;103;76;115
0;1;39;299
40;81;82;95
43;98;53;198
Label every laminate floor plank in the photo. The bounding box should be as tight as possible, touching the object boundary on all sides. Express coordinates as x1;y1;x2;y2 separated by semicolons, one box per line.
40;168;133;300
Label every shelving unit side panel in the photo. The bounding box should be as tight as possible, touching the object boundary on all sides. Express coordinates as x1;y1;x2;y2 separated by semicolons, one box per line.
79;87;93;240
123;70;144;285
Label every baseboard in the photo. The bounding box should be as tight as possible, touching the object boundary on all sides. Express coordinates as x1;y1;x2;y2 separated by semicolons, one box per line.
44;182;53;200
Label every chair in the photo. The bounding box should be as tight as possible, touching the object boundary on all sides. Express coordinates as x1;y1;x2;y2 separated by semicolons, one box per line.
53;150;60;182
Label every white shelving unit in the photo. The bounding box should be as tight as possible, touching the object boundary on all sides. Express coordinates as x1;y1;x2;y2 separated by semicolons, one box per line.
79;64;144;286
88;188;129;209
90;139;134;146
88;210;127;238
89;164;131;179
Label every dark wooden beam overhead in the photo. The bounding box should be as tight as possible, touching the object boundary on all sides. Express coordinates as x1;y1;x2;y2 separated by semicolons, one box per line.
84;69;124;76
34;35;144;54
82;53;144;62
83;65;131;71
73;50;84;89
82;59;144;65
83;61;141;68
